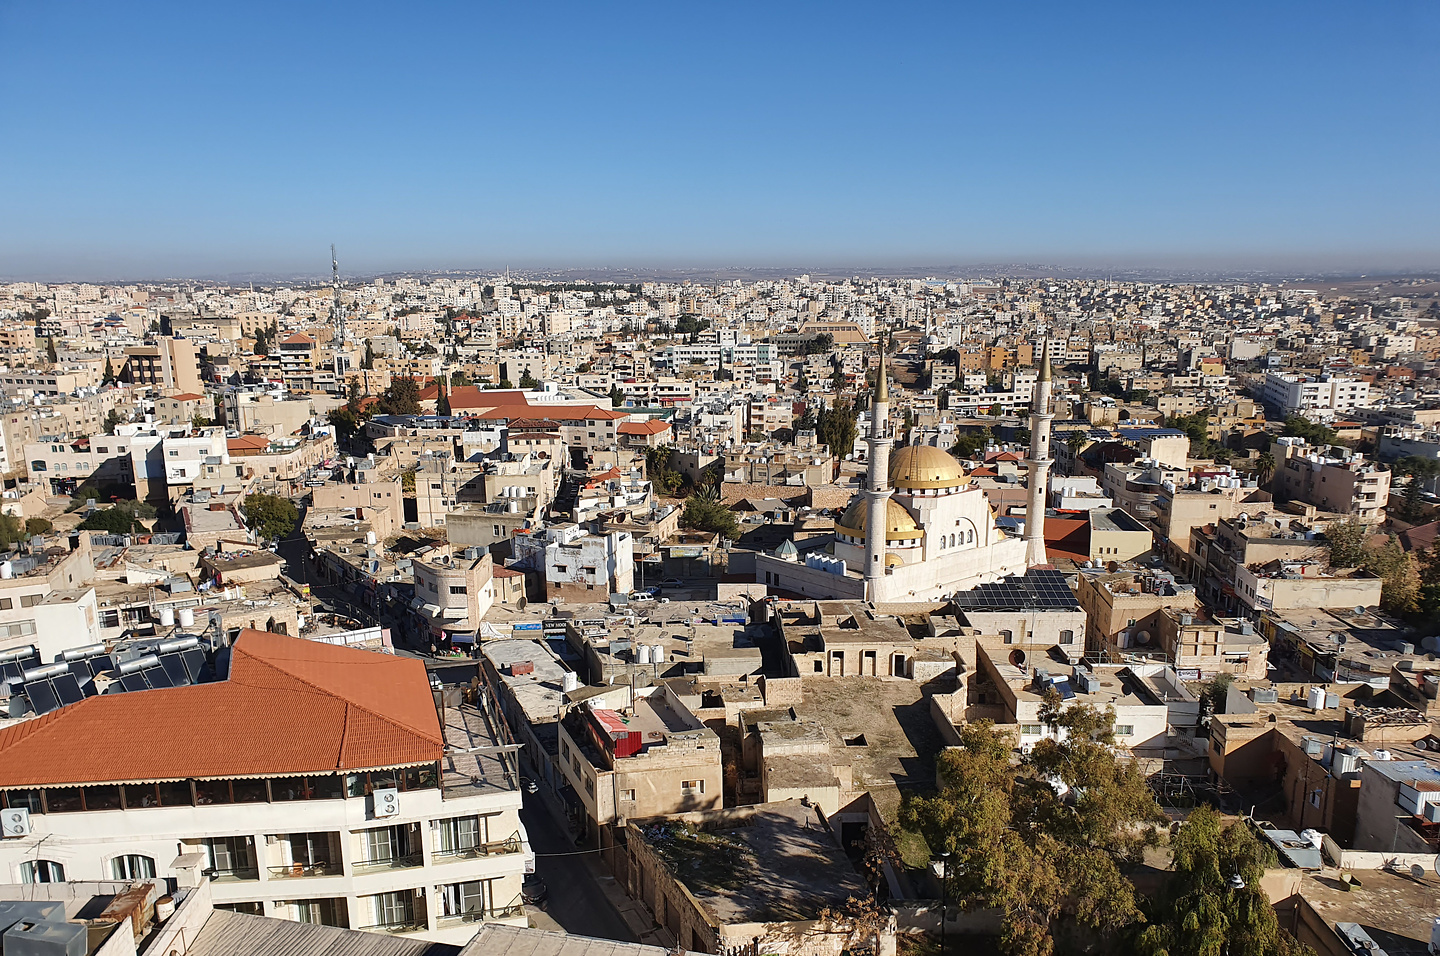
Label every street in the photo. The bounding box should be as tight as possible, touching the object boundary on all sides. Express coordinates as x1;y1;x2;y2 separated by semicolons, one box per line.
520;802;637;942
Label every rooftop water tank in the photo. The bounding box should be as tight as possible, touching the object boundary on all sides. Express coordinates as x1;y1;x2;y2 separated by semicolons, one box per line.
1308;686;1326;711
562;672;580;693
637;644;652;665
159;607;175;627
178;607;195;628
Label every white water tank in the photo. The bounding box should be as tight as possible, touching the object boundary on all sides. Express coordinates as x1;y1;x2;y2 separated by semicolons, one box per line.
178;607;195;628
365;530;377;546
159;607;175;626
637;644;652;665
562;671;580;693
0;561;11;580
651;644;665;664
1308;686;1326;711
297;614;306;630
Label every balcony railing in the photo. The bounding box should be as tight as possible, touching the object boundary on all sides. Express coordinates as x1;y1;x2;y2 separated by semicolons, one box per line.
352;852;423;872
433;833;523;863
357;918;426;935
267;861;344;879
436;897;526;926
209;866;260;883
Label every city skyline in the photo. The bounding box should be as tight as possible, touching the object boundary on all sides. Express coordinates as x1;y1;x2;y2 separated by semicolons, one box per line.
2;1;1437;278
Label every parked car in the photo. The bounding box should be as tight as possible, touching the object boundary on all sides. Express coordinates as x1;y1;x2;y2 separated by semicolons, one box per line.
643;586;661;596
660;578;684;588
628;591;655;602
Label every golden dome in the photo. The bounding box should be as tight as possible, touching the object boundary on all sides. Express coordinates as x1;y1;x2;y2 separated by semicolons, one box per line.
835;497;922;542
889;444;968;490
885;553;905;568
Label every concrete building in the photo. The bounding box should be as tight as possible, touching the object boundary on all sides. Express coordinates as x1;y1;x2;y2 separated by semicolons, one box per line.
0;631;529;942
410;546;495;648
123;337;203;395
1260;371;1370;419
512;525;634;604
1272;438;1391;523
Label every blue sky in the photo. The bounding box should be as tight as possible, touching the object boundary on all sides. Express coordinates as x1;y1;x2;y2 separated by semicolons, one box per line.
2;1;1437;278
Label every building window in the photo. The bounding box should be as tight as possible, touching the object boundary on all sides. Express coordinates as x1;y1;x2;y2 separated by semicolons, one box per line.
21;860;64;883
1020;723;1043;736
680;780;705;795
111;854;156;879
1114;725;1134;736
1059;629;1074;645
449;586;467;595
619;789;636;802
1000;629;1013;644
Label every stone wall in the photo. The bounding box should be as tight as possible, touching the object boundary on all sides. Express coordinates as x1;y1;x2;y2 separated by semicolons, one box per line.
761;675;804;706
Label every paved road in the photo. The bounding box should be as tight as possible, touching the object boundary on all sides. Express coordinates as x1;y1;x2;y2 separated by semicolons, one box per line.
520;803;636;942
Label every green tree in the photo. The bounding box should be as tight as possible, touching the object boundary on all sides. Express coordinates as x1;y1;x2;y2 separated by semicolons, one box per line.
1397;456;1439;522
24;518;53;536
645;445;683;495
374;376;421;416
950;427;994;461
76;506;143;534
103;409;125;435
1324;517;1369;569
361;340;375;370
1135;805;1312;956
1255;451;1276;487
45;337;57;365
831;366;846;391
797;405;817;431
101;356;116;385
901;704;1166;956
436;388;451;416
610;385;625;407
450;370;471;386
242;493;298;542
1282;415;1339;448
498;378;514;390
816;397;858;459
680;495;740;540
518;370;539;389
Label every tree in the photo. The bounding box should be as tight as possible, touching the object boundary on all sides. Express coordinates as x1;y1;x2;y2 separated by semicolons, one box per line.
1255;451;1276;487
681;495;740;540
1135;806;1312;956
610;385;625;407
1324;517;1369;569
451;370;471;386
374;376;421;416
436;388;451;416
901;705;1166;956
76;505;143;534
242;493;298;542
1282;415;1339;448
103;409;125;435
45;337;57;365
950;427;993;461
1397;456;1439;523
831;366;847;391
816;397;858;459
518;370;539;390
797;405;818;431
1066;431;1088;455
24;518;53;536
498;378;514;390
101;357;116;385
361;340;375;370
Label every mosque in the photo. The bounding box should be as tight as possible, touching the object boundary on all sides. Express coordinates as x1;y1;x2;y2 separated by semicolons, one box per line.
754;340;1053;602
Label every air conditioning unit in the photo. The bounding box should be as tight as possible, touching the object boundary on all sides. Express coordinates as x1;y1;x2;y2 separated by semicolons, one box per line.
2;808;31;837
372;788;399;818
1424;801;1440;825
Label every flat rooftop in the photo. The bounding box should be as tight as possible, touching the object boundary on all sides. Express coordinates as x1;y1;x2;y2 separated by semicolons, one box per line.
637;800;868;924
440;702;517;797
1294;868;1440;956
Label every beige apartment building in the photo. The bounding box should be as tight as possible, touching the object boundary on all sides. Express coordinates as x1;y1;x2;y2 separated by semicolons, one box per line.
123;337;203;394
1075;568;1200;660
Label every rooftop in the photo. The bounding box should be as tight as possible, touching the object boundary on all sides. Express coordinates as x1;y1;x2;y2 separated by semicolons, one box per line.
634;799;869;924
0;630;443;787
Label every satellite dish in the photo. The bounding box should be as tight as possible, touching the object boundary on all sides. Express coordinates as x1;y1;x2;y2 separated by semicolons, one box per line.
1354;606;1366;616
1412;863;1427;881
1010;649;1027;668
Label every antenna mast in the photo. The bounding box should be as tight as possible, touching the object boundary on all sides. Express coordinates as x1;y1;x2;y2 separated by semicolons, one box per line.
331;244;345;346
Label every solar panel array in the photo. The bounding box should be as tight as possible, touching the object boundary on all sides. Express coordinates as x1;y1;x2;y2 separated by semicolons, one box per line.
952;568;1079;610
19;645;210;716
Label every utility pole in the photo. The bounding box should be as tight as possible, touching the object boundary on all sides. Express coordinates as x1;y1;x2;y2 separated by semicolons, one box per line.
331;244;345;347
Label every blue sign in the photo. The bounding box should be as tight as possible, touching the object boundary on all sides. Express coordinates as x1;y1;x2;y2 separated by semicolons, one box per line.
512;621;542;632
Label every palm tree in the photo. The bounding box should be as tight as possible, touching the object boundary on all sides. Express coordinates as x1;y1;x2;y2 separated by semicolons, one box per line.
1255;451;1276;487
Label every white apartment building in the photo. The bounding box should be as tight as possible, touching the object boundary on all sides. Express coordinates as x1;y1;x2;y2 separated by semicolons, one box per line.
1260;371;1370;419
0;631;529;944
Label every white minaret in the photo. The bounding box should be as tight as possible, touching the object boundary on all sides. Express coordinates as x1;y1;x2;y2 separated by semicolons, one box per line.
863;336;894;595
1024;341;1055;567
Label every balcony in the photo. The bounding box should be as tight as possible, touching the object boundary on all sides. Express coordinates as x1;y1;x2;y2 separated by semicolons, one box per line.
208;866;260;883
352;852;423;873
436;898;525;927
432;833;523;863
268;861;344;879
357;919;427;935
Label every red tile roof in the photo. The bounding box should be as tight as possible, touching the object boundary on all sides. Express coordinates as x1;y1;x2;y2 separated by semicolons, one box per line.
166;392;205;402
618;419;670;435
279;334;315;346
0;631;442;787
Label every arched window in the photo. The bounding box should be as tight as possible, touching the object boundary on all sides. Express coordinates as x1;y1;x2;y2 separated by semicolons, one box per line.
938;536;946;549
1000;629;1014;644
21;860;64;883
1059;629;1074;645
949;534;956;547
111;855;156;879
